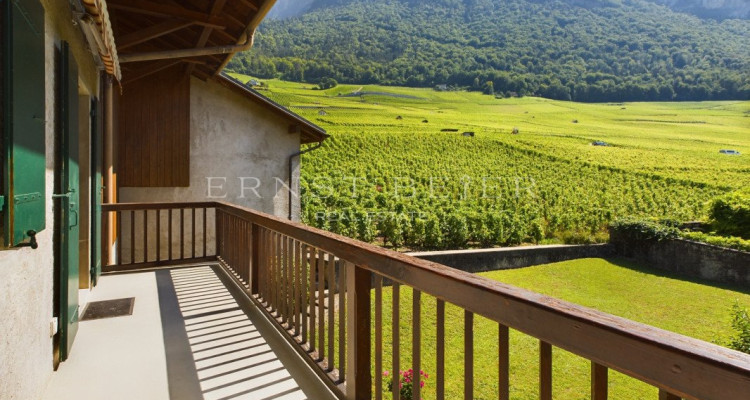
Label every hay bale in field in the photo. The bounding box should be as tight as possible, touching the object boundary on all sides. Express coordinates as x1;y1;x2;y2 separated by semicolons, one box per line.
462;132;475;137
396;116;403;120
512;127;520;134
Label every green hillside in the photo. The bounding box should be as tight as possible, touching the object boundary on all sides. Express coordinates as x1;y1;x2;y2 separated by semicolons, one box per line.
229;0;750;102
229;74;749;249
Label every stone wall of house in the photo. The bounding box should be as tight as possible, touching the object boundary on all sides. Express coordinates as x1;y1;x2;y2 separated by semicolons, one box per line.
118;77;303;262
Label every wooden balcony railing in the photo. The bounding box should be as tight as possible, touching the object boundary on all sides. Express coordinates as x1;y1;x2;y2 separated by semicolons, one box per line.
103;202;750;400
102;202;217;272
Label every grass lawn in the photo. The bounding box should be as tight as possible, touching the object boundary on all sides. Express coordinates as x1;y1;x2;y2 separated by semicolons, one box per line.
371;258;750;399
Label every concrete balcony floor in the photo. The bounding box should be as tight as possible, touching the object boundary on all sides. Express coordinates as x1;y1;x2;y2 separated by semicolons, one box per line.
43;265;336;400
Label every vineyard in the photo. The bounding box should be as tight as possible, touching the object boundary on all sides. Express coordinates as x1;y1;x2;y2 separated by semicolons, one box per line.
230;74;750;249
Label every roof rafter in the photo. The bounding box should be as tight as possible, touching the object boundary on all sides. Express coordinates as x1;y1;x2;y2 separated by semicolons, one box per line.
117;19;196;50
186;0;228;77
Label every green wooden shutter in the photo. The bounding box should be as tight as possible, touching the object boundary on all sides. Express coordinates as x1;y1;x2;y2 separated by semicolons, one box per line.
2;0;46;247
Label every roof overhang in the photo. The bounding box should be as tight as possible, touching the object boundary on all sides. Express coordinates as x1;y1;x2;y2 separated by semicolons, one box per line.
216;74;329;144
71;0;121;80
105;0;277;85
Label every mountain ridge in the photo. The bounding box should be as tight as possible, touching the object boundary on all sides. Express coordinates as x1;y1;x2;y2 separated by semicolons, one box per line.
268;0;750;20
236;0;750;102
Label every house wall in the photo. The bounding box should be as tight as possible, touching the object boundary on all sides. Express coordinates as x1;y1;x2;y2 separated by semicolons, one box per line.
0;2;99;399
119;77;302;260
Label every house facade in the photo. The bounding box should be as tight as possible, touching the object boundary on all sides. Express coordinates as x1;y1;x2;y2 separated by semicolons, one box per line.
0;1;324;399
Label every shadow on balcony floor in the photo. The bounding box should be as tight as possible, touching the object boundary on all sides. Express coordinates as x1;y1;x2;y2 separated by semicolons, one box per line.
44;265;334;400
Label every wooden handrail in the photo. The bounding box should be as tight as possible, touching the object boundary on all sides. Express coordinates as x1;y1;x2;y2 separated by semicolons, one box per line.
104;202;750;400
213;201;750;400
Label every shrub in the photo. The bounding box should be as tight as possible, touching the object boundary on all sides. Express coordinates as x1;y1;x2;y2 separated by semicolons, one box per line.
709;189;750;239
728;302;750;354
443;214;469;248
423;215;442;249
608;218;680;241
680;231;750;252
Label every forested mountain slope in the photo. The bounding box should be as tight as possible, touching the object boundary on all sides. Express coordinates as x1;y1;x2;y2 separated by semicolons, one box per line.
232;0;750;102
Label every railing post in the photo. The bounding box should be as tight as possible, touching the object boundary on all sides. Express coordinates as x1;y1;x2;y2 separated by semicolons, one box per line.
345;262;371;400
250;223;260;295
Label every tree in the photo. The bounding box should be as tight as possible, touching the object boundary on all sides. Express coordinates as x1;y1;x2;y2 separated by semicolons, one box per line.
483;81;495;95
318;77;338;90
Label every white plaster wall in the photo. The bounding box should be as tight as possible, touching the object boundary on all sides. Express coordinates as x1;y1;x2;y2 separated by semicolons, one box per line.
119;78;303;261
0;16;58;400
0;4;99;399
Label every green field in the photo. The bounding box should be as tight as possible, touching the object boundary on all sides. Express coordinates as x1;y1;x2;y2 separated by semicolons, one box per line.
373;258;750;399
231;74;750;248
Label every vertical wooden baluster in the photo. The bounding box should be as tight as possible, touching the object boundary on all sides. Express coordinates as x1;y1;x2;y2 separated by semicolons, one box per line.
260;228;267;300
465;310;473;400
540;341;552;400
102;210;109;268
143;210;148;263
167;209;173;261
413;289;422;400
436;299;445;400
285;236;291;327
180;208;185;260
281;235;288;324
242;220;248;282
279;235;286;322
191;208;196;259
287;236;294;329
290;237;295;325
262;229;269;304
269;232;275;311
296;240;303;337
392;282;400;400
203;208;207;257
232;216;237;270
275;232;282;317
317;249;326;361
130;210;135;264
592;362;608;400
659;390;681;400
301;243;308;343
328;256;335;371
338;258;346;381
309;246;317;353
250;223;260;295
269;231;279;315
156;210;160;262
375;275;384;400
116;211;122;266
499;324;510;400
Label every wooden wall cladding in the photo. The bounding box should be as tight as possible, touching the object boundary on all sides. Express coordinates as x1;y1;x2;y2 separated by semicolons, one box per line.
117;66;190;187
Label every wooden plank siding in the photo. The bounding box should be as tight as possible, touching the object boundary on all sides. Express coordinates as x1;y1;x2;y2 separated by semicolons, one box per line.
117;65;190;187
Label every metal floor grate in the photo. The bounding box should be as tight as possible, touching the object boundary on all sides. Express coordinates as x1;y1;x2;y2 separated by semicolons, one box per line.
80;298;135;321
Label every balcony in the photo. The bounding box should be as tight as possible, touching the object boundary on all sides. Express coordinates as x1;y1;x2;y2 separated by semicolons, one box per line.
47;202;750;400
